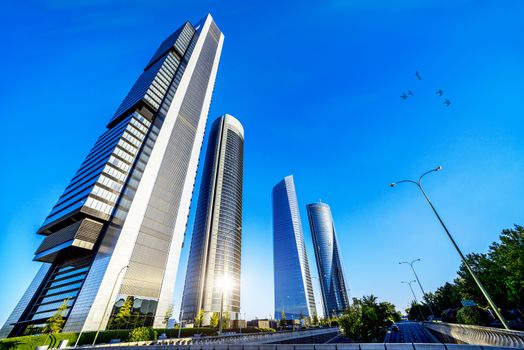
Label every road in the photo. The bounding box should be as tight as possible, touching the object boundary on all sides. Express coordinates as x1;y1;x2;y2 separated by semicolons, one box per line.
386;321;438;343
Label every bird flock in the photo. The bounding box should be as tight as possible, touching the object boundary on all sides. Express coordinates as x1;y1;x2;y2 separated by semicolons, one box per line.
400;70;451;107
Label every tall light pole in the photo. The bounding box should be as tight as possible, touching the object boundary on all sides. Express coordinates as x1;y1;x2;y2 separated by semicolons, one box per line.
311;275;325;320
92;265;129;345
402;280;424;321
178;309;183;338
399;259;435;320
218;226;241;335
390;166;510;330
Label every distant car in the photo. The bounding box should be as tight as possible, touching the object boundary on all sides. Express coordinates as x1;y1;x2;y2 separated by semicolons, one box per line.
392;325;399;332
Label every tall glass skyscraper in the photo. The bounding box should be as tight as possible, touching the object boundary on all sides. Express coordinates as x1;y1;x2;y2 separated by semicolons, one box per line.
272;176;317;320
180;115;244;325
306;202;350;317
1;14;224;338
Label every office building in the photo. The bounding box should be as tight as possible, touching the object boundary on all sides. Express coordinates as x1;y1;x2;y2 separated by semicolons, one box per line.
180;115;244;325
1;14;224;337
307;202;350;317
272;176;317;320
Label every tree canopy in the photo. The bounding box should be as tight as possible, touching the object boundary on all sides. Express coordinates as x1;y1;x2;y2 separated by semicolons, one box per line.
423;225;523;325
210;312;219;328
338;295;400;342
194;309;204;327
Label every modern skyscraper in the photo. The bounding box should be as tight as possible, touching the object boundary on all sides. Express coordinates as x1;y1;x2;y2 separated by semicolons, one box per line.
272;176;317;320
1;14;224;338
306;202;350;317
180;115;244;325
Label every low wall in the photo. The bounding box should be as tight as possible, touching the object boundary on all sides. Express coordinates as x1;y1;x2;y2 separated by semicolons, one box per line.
423;322;524;348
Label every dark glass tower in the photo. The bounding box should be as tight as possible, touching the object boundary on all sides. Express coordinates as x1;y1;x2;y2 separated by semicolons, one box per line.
306;202;350;317
1;14;224;338
180;115;244;325
272;176;317;320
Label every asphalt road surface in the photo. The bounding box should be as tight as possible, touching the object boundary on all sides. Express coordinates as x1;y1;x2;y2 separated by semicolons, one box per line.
386;321;438;343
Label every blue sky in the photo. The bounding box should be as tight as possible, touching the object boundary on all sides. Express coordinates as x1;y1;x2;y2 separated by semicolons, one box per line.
1;0;524;323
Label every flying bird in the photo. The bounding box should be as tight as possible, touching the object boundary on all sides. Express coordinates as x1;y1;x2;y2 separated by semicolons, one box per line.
400;93;408;100
408;90;414;96
415;71;422;80
436;89;444;96
443;99;451;107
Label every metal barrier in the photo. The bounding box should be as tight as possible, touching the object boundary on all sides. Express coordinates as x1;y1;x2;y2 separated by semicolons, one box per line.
423;322;524;348
72;343;522;350
74;328;339;348
188;328;339;345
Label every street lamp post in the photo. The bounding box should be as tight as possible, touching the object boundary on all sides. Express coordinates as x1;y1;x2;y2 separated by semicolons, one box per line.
92;265;129;346
390;166;510;330
178;309;183;338
402;280;424;321
310;275;325;321
218;226;241;335
399;259;435;320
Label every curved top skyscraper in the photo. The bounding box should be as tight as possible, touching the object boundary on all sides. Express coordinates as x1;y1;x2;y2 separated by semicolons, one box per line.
1;14;224;338
306;202;350;317
273;176;317;320
180;115;244;325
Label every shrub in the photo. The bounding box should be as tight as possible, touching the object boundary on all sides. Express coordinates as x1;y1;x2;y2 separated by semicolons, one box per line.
127;327;157;342
153;327;218;338
256;327;276;333
0;333;78;350
0;330;140;349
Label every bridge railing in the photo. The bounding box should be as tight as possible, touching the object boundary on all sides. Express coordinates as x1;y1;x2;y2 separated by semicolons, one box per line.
171;327;339;345
76;327;339;348
75;343;521;350
423;321;524;348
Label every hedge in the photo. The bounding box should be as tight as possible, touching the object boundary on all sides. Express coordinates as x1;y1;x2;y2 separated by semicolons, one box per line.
0;333;77;350
0;330;130;349
0;326;277;349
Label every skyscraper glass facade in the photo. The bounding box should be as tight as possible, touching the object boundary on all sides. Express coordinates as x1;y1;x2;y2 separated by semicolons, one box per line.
1;14;224;338
272;176;316;320
181;115;244;325
306;202;350;317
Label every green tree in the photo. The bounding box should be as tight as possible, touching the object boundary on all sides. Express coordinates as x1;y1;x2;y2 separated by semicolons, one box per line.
338;303;363;340
455;225;524;312
44;299;69;333
424;282;462;317
489;225;524;309
111;296;133;329
419;224;524;325
339;295;399;342
210;312;219;328
456;306;490;326
222;311;230;329
280;310;286;328
406;301;423;321
312;314;319;326
378;301;401;324
163;304;173;332
194;309;204;328
305;316;312;327
455;253;506;308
